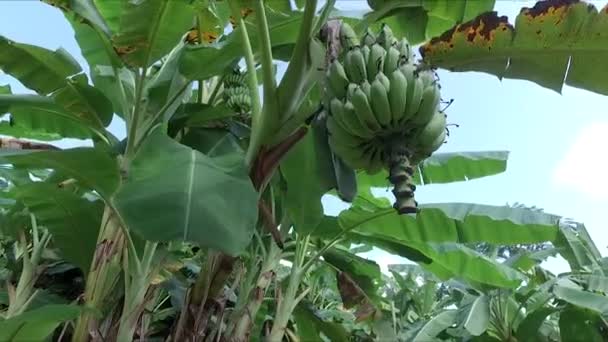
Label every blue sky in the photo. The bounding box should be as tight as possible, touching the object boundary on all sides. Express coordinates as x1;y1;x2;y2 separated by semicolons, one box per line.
1;1;607;274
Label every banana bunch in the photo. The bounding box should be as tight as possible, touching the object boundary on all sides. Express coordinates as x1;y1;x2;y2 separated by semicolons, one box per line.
223;69;251;114
325;23;448;215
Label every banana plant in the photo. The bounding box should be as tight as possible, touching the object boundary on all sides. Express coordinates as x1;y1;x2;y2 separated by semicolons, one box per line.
0;0;606;341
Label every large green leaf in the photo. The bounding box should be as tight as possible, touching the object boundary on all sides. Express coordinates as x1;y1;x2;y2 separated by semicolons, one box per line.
112;0;195;67
0;148;120;200
462;295;490;336
15;182;102;273
357;151;509;189
0;36;81;95
553;279;608;315
281;119;336;233
293;302;350;342
66;12;134;118
51;74;113;128
143;43;191;124
0;94;103;139
405;309;458;341
323;247;382;303
514;307;558;342
338;0;495;45
558;305;605;342
112;126;258;255
42;0;112;35
554;222;602;272
0;304;82;341
332;197;563;287
421;1;608;95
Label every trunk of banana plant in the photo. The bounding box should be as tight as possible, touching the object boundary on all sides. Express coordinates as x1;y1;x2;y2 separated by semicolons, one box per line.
172;251;237;340
72;206;125;342
226;241;282;341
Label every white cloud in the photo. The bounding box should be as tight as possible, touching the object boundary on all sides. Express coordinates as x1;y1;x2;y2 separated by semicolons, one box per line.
552;122;608;200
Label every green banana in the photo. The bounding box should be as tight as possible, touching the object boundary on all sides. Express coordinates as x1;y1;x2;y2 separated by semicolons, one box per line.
397;38;414;64
419;128;446;155
329;135;370;170
343;100;374;139
360;80;372;99
418;69;437;88
326;115;365;148
361;45;370;66
329;97;353;135
403;76;424;123
339;23;359;50
346;83;358;100
367;43;386;82
351;86;381;133
388;69;408;125
415;110;446;148
349;47;368;84
384;46;401;75
370;78;392;127
376;72;390;92
412;84;440;126
328;60;349;99
376;23;396;50
361;28;376;47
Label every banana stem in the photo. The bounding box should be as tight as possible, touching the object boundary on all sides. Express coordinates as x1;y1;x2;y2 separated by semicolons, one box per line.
116;239;159;342
267;235;310;341
228;2;262;168
72;206;125;342
275;0;318;123
125;67;148;159
252;0;279;150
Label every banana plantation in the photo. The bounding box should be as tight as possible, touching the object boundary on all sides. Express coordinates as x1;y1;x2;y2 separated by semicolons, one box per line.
1;0;608;341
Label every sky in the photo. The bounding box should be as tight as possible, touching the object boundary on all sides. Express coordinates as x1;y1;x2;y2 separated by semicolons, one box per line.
1;1;607;275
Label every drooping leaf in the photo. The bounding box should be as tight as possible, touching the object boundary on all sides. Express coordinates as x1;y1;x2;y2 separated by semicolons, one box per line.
463;295;490;336
0;94;100;139
0;148;120;200
112;0;195;67
281;119;336;233
342;0;495;45
421;2;608;95
112;126;258;255
0;122;62;142
357;151;509;189
553;280;608;315
143;43;191;124
15;182;103;273
334;198;557;287
404;309;458;342
51;74;114;128
514;307;558;342
323;247;382;304
42;0;112;36
554;222;601;272
0;36;81;95
0;304;82;341
293;301;350;342
558;305;605;342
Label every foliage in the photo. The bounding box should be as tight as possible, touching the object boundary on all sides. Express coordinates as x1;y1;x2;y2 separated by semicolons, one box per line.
0;0;605;341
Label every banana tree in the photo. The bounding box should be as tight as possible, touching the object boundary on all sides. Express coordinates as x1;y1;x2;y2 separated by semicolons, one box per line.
0;0;605;341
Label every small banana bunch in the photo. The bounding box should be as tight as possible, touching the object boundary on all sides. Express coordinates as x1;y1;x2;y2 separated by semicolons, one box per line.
325;23;448;215
223;69;251;114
